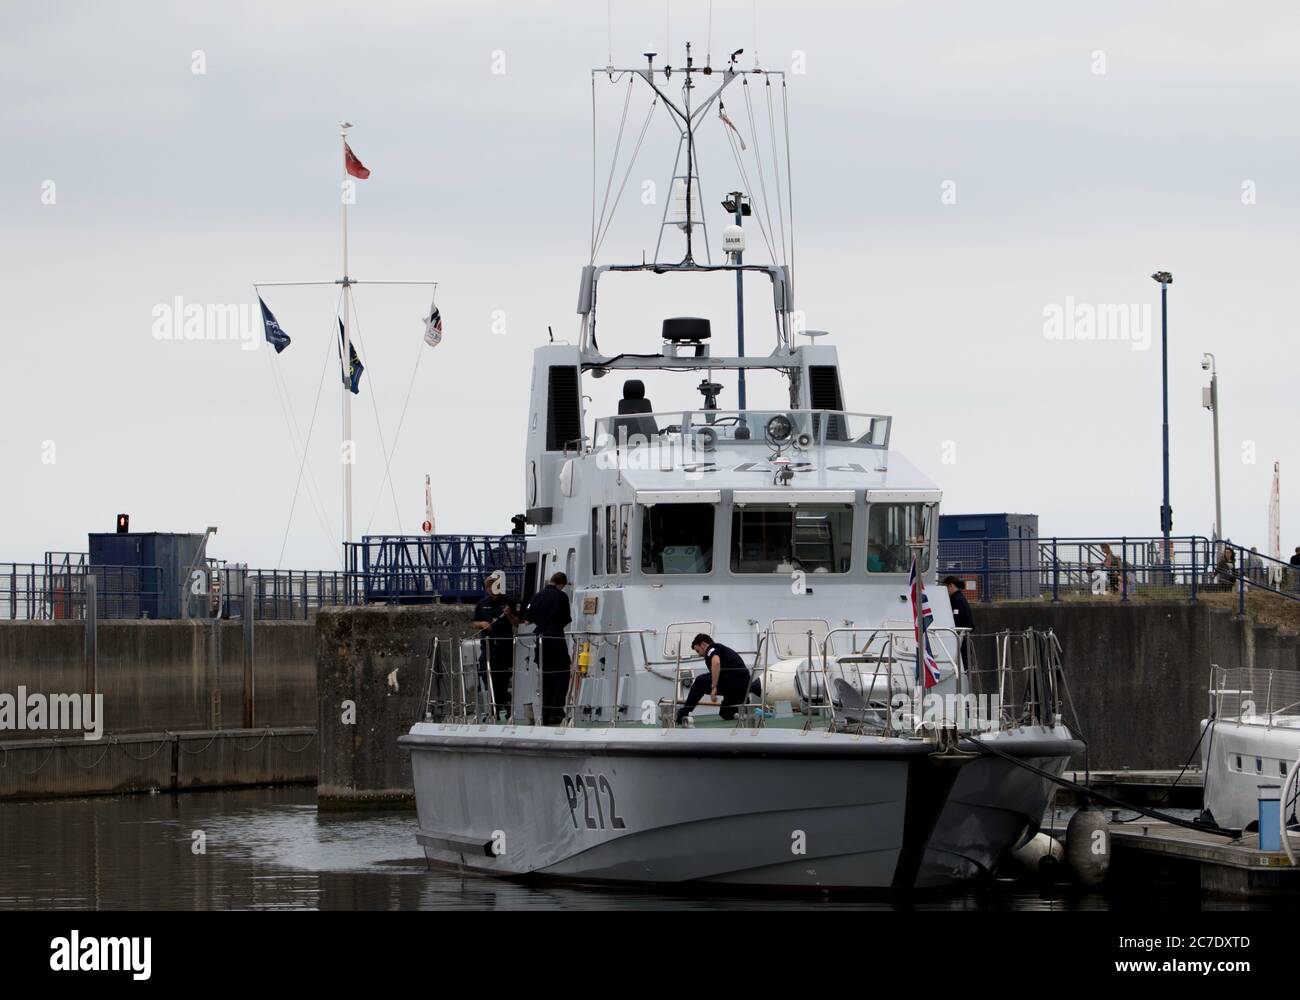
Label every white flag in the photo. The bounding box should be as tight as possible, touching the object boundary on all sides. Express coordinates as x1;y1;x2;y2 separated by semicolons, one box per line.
423;295;443;348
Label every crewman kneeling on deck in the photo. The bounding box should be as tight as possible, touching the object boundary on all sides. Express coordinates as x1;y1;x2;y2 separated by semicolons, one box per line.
676;634;754;725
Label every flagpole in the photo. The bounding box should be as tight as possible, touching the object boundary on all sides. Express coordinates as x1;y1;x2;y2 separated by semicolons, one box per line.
340;122;354;548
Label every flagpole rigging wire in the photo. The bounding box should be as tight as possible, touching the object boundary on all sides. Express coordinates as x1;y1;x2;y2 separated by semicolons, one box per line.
361;286;437;537
275;290;347;570
266;338;337;555
266;355;336;564
344;288;404;534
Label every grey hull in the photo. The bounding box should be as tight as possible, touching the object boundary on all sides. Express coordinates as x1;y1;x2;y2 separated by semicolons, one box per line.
401;724;1079;890
920;728;1077;886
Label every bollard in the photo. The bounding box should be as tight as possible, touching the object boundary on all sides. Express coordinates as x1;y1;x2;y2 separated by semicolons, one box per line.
1258;785;1281;852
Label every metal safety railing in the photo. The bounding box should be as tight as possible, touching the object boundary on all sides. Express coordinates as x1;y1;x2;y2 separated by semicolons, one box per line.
413;621;1078;742
344;534;525;605
419;628;658;728
1211;666;1300;728
1;562;163;620
937;535;1300;607
216;568;348;621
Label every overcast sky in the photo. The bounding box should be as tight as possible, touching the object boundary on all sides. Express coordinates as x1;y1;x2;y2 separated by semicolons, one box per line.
2;1;1297;570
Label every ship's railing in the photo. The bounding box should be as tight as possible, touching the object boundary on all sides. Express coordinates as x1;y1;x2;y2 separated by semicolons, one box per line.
591;409;891;452
420;628;664;727
420;626;777;729
414;622;1076;739
746;625;1071;737
1211;666;1300;729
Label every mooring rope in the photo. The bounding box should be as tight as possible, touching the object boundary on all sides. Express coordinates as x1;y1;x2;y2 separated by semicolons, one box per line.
963;733;1239;840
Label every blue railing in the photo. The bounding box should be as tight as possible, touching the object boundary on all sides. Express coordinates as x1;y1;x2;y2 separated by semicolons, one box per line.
936;535;1300;606
344;534;526;605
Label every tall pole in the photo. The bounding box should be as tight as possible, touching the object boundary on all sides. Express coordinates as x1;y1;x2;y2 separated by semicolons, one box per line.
1153;272;1173;564
1204;353;1223;541
341;125;353;546
730;191;747;410
683;43;695;265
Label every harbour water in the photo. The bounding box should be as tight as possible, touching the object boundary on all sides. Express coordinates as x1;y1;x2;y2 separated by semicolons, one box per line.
0;787;1287;911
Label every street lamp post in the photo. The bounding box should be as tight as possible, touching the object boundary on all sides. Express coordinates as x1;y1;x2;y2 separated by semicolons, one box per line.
1201;353;1223;542
1152;271;1174;569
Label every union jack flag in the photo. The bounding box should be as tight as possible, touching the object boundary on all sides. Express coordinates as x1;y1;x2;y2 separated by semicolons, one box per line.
908;554;942;689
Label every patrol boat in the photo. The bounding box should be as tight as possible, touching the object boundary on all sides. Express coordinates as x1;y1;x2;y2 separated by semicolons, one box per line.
401;46;1081;889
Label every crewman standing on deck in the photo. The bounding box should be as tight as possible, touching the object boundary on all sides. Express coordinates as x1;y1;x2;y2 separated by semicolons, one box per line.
523;571;572;725
471;571;519;720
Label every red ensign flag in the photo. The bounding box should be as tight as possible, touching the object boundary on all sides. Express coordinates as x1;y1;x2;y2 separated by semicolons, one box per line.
344;142;370;179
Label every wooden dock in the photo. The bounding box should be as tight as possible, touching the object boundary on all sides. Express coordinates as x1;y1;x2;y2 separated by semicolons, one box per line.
1055;769;1203;809
1109;821;1300;897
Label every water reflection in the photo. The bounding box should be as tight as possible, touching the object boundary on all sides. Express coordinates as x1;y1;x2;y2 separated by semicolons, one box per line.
0;787;1284;910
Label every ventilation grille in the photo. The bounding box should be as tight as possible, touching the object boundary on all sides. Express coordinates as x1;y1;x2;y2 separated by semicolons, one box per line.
546;366;582;451
809;365;847;441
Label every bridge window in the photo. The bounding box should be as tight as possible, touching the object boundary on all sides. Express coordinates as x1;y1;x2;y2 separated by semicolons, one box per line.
867;502;933;573
605;506;619;575
619;504;632;574
640;504;714;574
731;505;853;574
591;507;603;576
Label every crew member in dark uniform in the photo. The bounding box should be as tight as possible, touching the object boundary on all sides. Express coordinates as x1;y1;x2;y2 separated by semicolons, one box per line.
943;576;976;667
472;572;519;720
677;633;753;724
523;571;572;725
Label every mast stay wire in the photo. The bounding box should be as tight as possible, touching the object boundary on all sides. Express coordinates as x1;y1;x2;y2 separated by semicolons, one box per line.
765;77;789;272
742;78;783;268
362;287;436;537
591;77;635;263
274;293;346;569
722;119;777;264
593;95;659;259
344;288;404;535
782;77;795;309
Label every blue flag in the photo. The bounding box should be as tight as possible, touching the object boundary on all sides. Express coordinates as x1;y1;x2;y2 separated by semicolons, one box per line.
258;296;291;353
337;318;363;394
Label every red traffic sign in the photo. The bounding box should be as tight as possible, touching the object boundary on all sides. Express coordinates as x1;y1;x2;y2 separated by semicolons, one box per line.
421;520;433;533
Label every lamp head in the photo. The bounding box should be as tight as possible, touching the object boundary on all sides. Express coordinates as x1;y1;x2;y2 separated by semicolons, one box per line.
1151;271;1173;285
